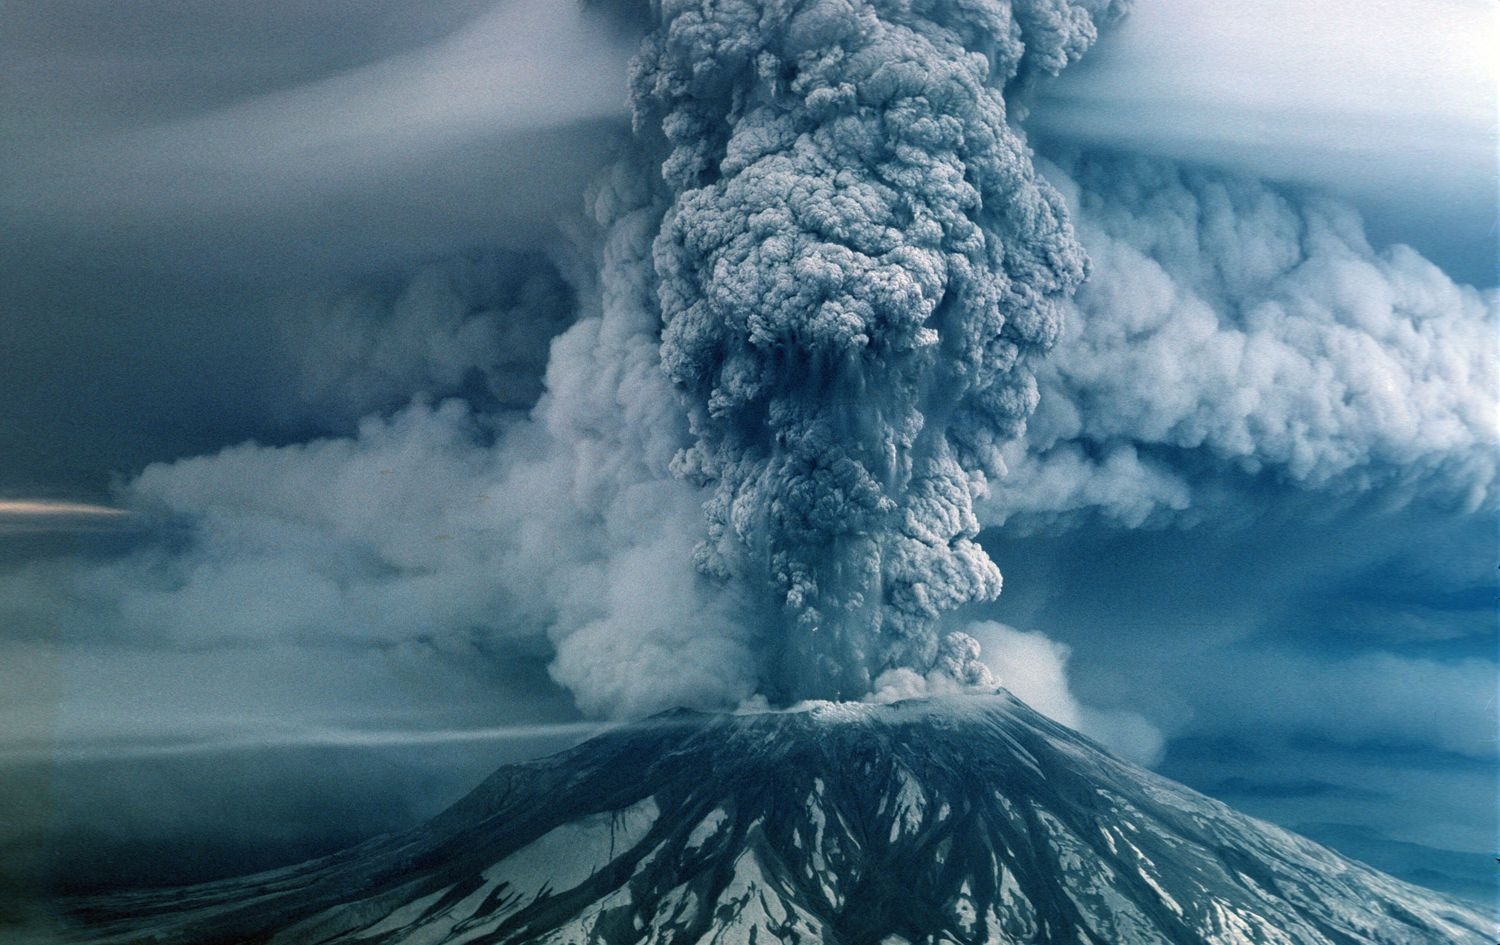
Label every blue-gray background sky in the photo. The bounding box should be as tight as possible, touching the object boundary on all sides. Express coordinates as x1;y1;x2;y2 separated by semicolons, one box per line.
0;0;1494;910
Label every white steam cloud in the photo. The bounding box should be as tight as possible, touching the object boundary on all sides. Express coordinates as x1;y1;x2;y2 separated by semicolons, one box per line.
868;620;1164;764
989;151;1498;528
2;396;758;719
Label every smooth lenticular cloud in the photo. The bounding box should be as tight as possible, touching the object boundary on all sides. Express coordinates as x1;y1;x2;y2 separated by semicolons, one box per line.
1035;0;1497;159
0;501;128;518
105;0;633;174
0;721;611;765
1;0;638;272
0;500;132;534
1027;0;1499;282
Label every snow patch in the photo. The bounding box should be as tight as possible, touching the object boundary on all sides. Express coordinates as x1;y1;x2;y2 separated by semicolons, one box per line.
685;808;729;853
694;849;821;945
481;795;659;894
951;881;978;934
884;766;927;842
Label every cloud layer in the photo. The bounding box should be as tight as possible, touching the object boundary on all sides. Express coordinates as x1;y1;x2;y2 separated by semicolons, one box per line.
1027;0;1499;284
2;0;637;270
282;251;576;421
989;151;1497;528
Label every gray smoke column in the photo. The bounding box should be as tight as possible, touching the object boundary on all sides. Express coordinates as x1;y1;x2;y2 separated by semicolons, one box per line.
600;0;1127;701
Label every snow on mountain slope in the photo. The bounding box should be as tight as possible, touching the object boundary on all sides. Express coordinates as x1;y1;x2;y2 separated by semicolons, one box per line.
35;695;1493;944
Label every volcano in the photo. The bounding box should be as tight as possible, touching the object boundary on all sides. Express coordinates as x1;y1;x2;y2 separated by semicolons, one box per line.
44;695;1490;944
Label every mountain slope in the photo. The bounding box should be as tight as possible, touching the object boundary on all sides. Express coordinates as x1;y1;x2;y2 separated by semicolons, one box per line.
43;695;1493;944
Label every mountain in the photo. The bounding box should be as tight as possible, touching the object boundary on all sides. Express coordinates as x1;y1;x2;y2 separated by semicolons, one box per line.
37;695;1493;944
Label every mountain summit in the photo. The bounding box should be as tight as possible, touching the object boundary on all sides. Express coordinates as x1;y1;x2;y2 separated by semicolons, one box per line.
50;695;1490;944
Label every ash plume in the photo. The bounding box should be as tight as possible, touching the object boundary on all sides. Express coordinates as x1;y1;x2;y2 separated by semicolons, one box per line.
601;0;1127;701
283;251;577;422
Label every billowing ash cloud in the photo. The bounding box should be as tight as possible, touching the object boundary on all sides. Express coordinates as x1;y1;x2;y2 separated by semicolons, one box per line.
64;0;1493;727
609;0;1127;701
988;151;1498;528
2;0;1129;719
283;251;576;422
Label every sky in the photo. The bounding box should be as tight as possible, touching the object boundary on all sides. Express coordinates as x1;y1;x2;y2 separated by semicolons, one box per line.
0;0;1495;915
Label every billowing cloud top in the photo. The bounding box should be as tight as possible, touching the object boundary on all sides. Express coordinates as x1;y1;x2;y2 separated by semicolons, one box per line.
990;152;1498;528
609;0;1126;700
